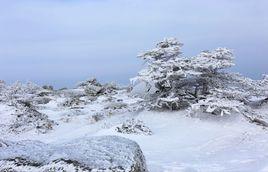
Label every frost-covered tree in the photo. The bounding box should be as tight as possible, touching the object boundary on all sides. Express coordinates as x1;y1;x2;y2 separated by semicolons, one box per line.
132;38;237;110
132;38;268;122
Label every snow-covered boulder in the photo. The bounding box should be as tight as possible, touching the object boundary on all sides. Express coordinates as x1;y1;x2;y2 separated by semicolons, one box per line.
130;81;157;97
0;136;148;172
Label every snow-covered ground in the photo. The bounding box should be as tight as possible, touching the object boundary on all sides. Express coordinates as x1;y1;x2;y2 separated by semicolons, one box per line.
2;101;268;171
1;80;268;172
106;111;268;172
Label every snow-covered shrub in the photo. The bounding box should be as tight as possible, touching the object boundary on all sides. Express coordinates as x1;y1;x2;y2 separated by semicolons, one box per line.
62;97;86;108
0;81;56;134
78;78;118;97
190;96;243;116
104;102;128;110
0;81;44;105
33;97;52;105
42;85;54;90
260;74;268;97
77;78;101;88
85;84;104;97
0;80;6;102
88;113;105;124
116;119;153;135
10;105;56;134
0;80;5;91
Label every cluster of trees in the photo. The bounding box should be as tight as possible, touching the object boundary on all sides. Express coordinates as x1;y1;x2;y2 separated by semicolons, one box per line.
132;38;268;124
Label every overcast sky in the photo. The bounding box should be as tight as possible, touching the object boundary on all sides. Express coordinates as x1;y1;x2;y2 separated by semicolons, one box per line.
0;0;267;88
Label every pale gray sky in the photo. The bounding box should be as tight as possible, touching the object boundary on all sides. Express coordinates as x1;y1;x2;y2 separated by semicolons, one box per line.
0;0;267;88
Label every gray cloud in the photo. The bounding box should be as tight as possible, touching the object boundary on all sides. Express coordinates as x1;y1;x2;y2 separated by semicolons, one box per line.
0;0;267;88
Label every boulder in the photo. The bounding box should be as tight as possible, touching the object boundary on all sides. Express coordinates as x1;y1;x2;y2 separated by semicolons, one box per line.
0;136;148;172
131;81;157;96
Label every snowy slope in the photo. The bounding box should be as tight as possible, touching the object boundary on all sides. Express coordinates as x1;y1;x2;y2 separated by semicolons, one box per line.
1;83;268;172
2;105;268;171
94;111;268;172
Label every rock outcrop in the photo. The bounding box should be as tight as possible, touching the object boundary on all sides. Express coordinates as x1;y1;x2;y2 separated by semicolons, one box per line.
0;136;148;172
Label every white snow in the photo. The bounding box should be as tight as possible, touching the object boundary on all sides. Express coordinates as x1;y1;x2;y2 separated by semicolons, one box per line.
93;111;268;172
2;102;268;171
1;81;268;171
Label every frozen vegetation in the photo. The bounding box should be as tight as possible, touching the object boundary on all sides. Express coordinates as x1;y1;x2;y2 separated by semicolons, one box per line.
0;38;268;171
